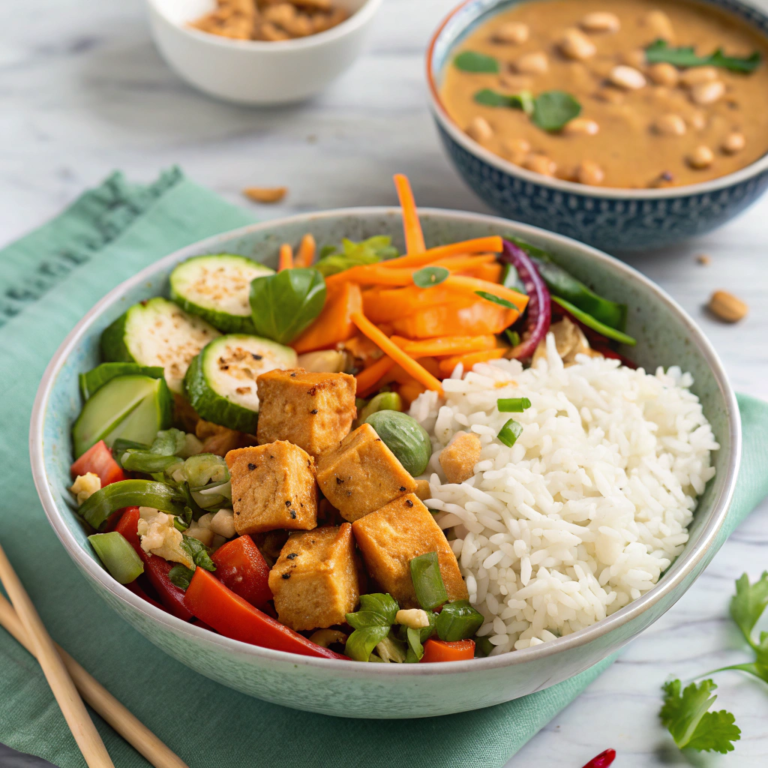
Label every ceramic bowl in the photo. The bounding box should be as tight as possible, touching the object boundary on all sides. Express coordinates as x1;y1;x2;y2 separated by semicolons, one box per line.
426;0;768;252
145;0;382;105
31;209;740;719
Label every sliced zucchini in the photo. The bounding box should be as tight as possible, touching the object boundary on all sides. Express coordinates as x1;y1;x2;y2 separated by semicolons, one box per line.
170;254;273;333
184;334;297;433
72;375;173;458
101;297;220;394
79;362;165;400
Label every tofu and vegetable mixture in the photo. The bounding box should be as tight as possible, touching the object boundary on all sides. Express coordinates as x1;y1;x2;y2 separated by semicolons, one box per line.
70;175;716;662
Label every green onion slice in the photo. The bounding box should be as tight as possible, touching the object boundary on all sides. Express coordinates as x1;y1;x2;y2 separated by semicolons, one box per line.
498;419;523;448
497;397;531;413
409;552;448;610
345;626;391;662
475;291;518;310
435;600;484;642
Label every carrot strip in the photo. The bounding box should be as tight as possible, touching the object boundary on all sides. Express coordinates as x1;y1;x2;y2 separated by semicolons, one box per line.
394;174;425;255
391;335;497;358
278;244;294;271
398;382;427;407
351;312;443;394
438;348;508;376
292;283;362;354
295;234;316;267
325;237;503;288
355;356;396;397
444;275;529;312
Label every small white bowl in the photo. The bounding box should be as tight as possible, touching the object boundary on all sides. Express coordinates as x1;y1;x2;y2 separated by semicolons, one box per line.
146;0;382;105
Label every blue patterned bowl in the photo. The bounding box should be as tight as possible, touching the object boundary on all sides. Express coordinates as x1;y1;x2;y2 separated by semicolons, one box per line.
31;210;740;718
426;0;768;252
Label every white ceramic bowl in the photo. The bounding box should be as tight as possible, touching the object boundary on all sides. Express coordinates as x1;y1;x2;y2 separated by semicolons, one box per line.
146;0;382;104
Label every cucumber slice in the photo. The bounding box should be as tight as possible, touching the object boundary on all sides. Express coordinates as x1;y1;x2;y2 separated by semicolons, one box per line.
79;362;165;400
101;297;220;394
184;334;297;433
170;254;273;333
72;375;172;458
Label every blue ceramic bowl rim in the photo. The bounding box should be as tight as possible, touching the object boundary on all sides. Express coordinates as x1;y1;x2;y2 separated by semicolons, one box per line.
426;0;768;198
30;207;741;677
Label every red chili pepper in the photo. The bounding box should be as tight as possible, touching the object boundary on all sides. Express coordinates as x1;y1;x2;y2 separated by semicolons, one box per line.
184;568;346;660
114;507;193;621
582;748;616;768
70;440;126;486
420;638;475;663
211;535;272;609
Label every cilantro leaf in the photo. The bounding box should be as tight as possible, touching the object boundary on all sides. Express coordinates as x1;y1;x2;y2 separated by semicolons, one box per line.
730;571;768;650
180;536;216;572
453;51;499;73
473;89;535;114
660;679;740;754
645;39;761;73
710;661;768;686
531;90;581;132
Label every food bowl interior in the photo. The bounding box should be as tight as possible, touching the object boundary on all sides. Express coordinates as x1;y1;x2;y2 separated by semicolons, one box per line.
40;210;736;618
152;0;370;32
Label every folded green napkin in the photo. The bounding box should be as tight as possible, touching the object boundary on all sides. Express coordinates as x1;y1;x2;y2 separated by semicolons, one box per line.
1;170;766;768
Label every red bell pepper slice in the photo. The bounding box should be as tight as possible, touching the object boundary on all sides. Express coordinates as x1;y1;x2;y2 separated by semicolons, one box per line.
114;507;193;621
184;568;346;660
582;749;616;768
421;638;475;663
211;535;272;609
70;440;126;486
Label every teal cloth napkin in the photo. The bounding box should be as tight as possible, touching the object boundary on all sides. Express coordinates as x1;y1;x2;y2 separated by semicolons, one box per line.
1;169;767;768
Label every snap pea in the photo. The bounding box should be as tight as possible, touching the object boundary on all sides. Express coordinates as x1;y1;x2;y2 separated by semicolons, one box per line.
435;600;484;642
552;297;637;347
410;552;448;610
88;532;144;584
79;479;183;531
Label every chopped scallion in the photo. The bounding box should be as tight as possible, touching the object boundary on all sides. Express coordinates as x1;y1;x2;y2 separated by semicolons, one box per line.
498;419;523;447
497;397;531;413
409;552;448;610
435;600;484;642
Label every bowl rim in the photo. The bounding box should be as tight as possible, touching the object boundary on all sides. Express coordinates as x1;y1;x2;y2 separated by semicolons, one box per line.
425;0;768;199
146;0;384;52
30;207;741;677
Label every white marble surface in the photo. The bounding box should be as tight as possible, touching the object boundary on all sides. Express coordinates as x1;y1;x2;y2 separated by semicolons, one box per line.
2;0;767;765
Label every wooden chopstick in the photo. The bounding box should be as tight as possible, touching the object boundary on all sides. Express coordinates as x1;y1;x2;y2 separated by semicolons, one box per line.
0;592;188;768
0;543;114;767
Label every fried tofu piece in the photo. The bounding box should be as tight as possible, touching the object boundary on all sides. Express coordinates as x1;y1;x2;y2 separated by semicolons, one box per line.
316;423;416;522
439;432;482;484
256;368;356;458
352;494;468;609
268;523;360;631
226;442;317;535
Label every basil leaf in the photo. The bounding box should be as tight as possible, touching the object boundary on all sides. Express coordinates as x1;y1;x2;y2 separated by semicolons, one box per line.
645;39;761;73
473;89;535;114
345;626;391;662
531;90;581;131
454;51;500;73
168;564;195;590
249;268;327;344
475;290;517;309
180;536;216;572
413;266;450;288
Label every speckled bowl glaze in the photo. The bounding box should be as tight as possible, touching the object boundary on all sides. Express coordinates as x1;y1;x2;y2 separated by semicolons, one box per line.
31;209;740;719
427;0;768;252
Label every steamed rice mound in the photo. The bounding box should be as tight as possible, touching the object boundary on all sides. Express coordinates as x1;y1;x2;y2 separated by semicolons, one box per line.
410;334;719;655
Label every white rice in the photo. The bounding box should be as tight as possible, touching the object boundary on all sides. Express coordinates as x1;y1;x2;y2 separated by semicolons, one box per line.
409;334;718;655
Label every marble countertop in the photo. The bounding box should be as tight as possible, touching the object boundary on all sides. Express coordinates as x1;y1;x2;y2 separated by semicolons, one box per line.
2;0;767;765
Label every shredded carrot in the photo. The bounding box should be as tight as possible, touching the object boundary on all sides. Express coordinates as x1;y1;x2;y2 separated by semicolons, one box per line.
399;382;427;407
394;174;425;255
278;244;294;271
295;234;316;267
391;335;497;358
292;283;362;354
444;275;529;313
344;254;497;287
351;312;443;394
324;237;503;289
355;355;395;397
438;348;508;376
390;299;516;339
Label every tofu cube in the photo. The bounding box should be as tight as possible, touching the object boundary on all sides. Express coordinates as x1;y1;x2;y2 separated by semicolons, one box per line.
316;423;416;522
439;432;482;484
352;494;468;609
268;523;360;631
226;442;317;535
256;369;357;458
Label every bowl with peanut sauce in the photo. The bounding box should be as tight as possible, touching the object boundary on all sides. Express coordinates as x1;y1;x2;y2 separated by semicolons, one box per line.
427;0;768;250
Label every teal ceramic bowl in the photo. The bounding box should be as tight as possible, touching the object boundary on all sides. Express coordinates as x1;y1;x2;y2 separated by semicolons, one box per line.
30;209;740;719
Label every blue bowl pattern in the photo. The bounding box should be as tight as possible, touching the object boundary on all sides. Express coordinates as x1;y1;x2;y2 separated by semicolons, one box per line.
428;0;768;252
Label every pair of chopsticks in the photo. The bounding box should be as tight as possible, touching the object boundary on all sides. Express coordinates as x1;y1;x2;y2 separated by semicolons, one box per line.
0;543;187;768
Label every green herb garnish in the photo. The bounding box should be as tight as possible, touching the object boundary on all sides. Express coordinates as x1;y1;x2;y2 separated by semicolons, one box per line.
497;397;531;413
454;51;500;73
531;90;582;131
498;419;523;447
504;329;521;347
435;600;484;642
180;536;216;572
410;552;448;610
474;88;534;114
168;564;195;590
413;266;450;288
645;39;761;73
475;291;518;309
344;626;391;662
315;236;398;277
660;679;740;753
